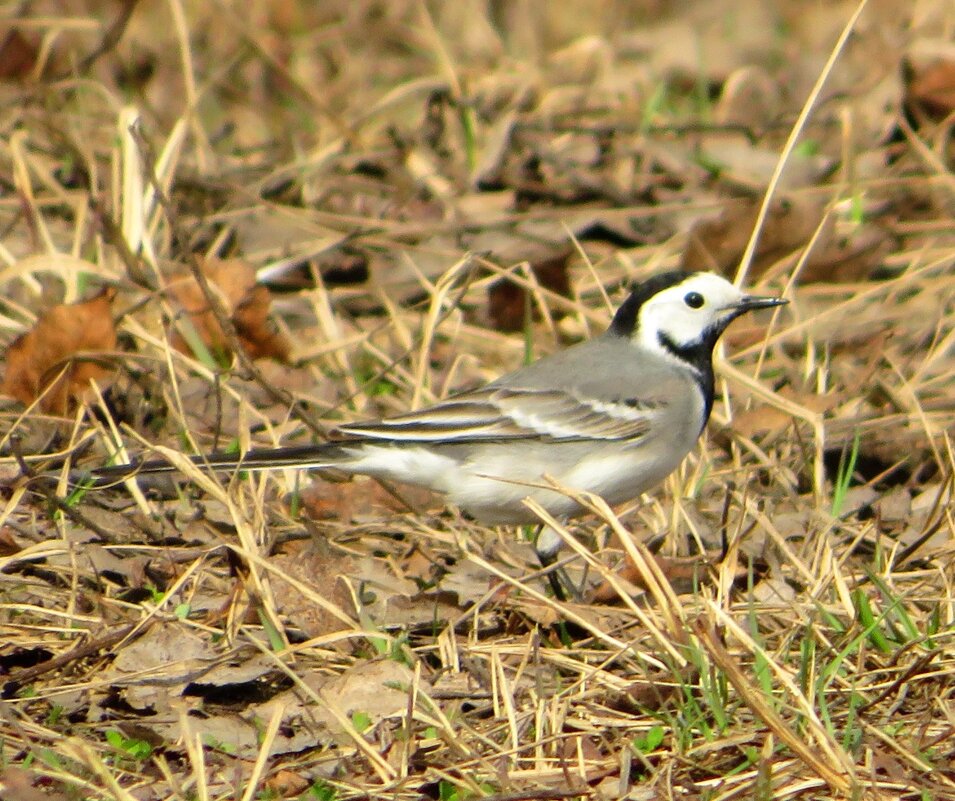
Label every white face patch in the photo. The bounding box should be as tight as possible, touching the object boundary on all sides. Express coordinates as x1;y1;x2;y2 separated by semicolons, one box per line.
634;273;746;354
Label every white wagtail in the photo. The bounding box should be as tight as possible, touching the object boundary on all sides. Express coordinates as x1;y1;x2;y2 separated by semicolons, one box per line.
91;270;786;586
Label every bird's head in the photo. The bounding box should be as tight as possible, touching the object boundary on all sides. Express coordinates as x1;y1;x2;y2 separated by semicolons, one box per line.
609;271;787;359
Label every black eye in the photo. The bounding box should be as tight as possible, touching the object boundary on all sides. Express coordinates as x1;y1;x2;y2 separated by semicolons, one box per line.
684;291;705;309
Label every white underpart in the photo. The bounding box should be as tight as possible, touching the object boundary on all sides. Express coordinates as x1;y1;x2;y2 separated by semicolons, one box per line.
343;445;556;522
342;445;461;493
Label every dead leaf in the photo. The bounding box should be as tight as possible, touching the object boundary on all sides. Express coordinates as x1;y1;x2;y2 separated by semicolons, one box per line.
379;592;463;628
314;659;422;738
795;223;893;284
112;621;214;675
0;527;21;556
589;553;713;603
618;672;685;712
714;65;781;130
512;600;560;627
95;621;217;713
0;29;39;81
697;136;833;192
263;769;310;798
731;389;838;441
268;541;356;639
681;196;830;278
300;475;440;522
558;733;603;763
873;486;911;527
186;653;276;688
0;767;70;801
167;257;291;363
487;251;572;332
2;288;117;414
907;58;955;118
43;542;149;592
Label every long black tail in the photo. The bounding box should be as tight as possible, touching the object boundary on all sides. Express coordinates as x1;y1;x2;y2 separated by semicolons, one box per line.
86;443;352;486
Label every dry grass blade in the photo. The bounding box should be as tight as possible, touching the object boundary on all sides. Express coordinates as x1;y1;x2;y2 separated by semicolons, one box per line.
734;0;871;287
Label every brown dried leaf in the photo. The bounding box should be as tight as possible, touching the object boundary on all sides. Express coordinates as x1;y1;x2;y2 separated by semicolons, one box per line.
487;251;572;332
589;554;713;603
0;527;21;556
2;288;117;414
908;58;955;117
263;770;310;799
269;541;356;639
314;659;423;737
168;257;291;363
0;29;39;81
111;621;214;675
300;475;440;522
681;197;831;278
682;195;891;285
795;223;893;284
714;65;781;129
697;136;833;192
732;389;838;441
0;767;70;801
379;592;464;628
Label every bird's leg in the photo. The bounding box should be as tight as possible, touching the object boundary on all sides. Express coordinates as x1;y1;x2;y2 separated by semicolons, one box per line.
534;523;578;601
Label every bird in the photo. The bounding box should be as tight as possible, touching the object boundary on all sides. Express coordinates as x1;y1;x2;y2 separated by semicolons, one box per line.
89;270;786;591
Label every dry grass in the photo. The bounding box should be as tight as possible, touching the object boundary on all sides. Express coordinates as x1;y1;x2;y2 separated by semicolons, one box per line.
1;1;954;800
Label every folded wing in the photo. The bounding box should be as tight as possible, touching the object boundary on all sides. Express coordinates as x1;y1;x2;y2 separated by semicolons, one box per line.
335;387;662;445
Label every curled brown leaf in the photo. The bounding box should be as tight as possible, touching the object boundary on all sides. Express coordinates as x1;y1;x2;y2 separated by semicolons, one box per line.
167;257;291;363
2;288;117;414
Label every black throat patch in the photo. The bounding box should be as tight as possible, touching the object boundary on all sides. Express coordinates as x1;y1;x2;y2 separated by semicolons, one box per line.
658;327;726;428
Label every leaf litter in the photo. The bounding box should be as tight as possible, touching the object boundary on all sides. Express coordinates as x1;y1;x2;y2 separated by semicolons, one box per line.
0;1;953;800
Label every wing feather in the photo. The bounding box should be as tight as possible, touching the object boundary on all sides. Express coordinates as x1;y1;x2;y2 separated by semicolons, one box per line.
334;386;661;444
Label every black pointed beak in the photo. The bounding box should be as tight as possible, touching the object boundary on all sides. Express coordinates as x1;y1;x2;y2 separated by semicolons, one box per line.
734;294;788;313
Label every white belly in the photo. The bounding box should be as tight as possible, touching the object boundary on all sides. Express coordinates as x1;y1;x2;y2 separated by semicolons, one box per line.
449;444;688;524
339;437;692;526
